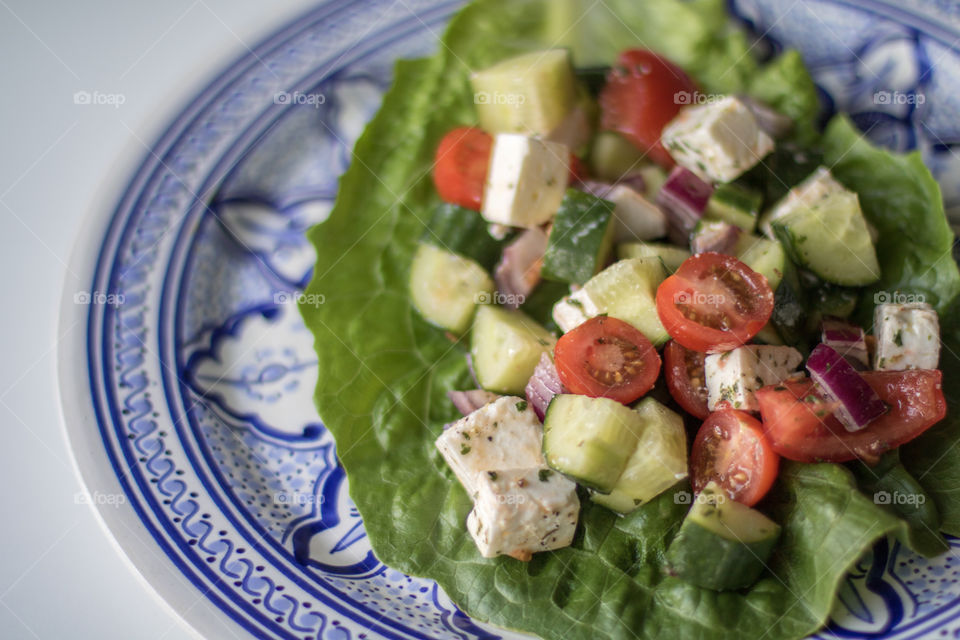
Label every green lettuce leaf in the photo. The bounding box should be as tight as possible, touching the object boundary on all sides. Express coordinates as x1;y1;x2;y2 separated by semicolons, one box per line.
821;116;960;537
300;2;953;638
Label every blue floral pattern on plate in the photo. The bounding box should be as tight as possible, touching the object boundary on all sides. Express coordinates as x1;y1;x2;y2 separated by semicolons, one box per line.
67;0;960;637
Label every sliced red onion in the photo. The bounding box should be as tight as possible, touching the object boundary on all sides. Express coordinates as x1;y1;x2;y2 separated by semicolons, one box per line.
657;166;714;245
690;221;741;255
447;389;501;418
821;317;870;370
617;171;647;195
576;180;615;199
737;94;794;139
465;353;479;387
806;344;887;432
525;353;565;420
494;228;548;310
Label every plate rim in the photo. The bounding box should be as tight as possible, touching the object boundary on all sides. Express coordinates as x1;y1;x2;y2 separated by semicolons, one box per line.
54;1;375;638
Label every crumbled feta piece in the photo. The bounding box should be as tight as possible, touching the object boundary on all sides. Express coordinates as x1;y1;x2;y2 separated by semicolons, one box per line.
607;185;669;242
435;396;544;498
551;287;598;333
761;166;847;238
705;345;804;411
482;134;570;228
661;96;774;183
874;302;940;371
466;466;579;561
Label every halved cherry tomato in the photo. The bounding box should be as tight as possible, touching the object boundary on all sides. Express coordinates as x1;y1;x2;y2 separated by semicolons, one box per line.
599;49;698;168
554;316;661;404
755;370;947;464
664;340;709;419
656;253;774;353
690;410;780;506
433;127;491;211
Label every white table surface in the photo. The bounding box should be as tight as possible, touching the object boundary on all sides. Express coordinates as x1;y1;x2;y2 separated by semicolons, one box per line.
0;1;316;637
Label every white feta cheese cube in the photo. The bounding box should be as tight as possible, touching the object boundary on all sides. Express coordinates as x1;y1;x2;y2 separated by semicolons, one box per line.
466;467;579;561
705;345;804;412
761;166;847;238
482;134;570;228
435;396;544;498
661;96;774;184
874;302;941;370
551;287;598;333
607;185;669;242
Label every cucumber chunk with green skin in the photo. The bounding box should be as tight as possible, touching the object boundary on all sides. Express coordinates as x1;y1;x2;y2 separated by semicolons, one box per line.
736;235;787;290
771;189;881;286
617;242;691;273
665;482;781;591
706;183;761;232
422;203;508;271
589;131;646;181
470;305;556;394
584;257;670;345
543;395;643;493
542;190;615;285
591;398;688;513
409;243;493;334
770;262;810;350
753;322;785;346
810;280;859;319
470;49;577;136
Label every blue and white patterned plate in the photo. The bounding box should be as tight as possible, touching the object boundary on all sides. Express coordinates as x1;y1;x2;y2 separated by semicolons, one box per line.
57;0;960;638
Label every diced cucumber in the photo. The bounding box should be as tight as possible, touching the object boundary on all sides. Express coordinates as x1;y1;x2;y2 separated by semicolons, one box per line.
706;183;761;232
771;190;881;286
591;398;688;514
546;85;595;154
542;190;615;285
637;165;668;200
737;143;824;208
736;236;787;291
807;277;859;319
589;131;645;181
409;243;493;334
752;323;785;346
470;305;556;394
769;263;809;349
665;482;781;591
617;242;691;273
543;395;643;492
583;258;670;345
470;49;577;136
422;203;507;271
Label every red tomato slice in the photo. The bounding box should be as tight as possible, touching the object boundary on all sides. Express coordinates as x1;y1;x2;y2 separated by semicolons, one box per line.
655;253;774;353
433;127;491;211
755;370;947;463
554;316;661;404
690;410;780;507
599;49;698;168
664;340;709;419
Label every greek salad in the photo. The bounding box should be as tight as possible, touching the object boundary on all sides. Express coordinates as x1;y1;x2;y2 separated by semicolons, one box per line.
412;46;947;591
